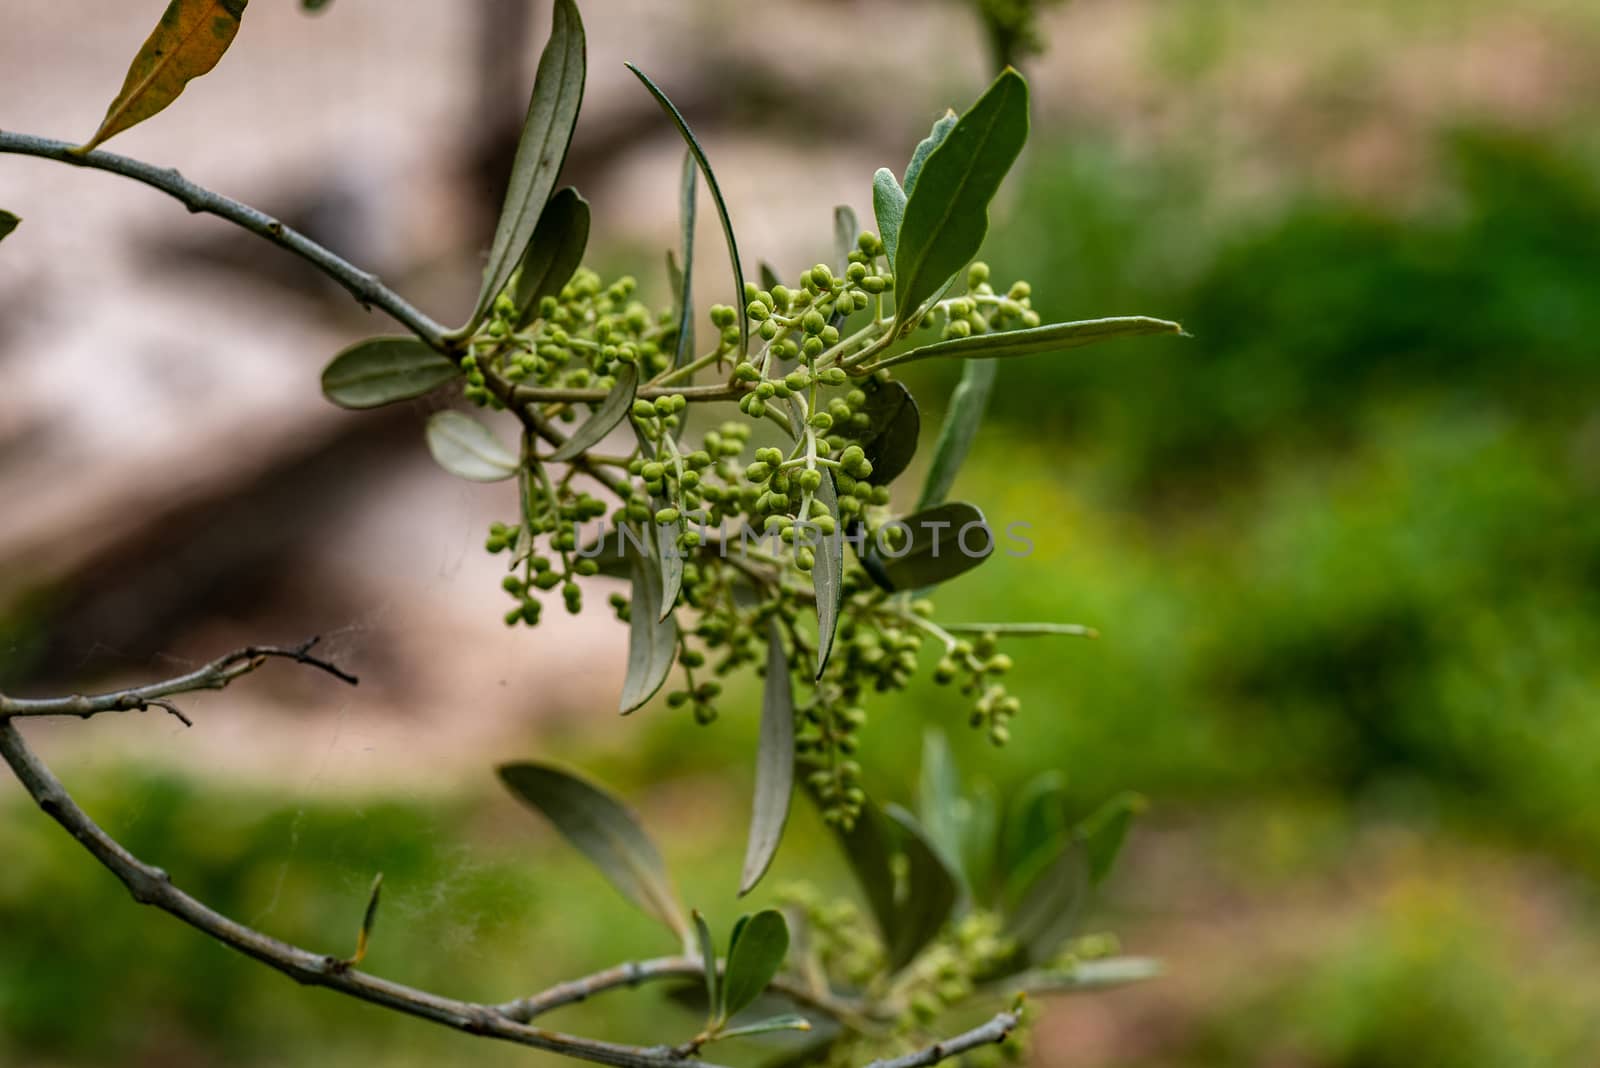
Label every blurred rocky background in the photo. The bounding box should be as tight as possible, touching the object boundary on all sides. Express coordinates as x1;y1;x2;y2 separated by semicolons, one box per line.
3;0;1600;1065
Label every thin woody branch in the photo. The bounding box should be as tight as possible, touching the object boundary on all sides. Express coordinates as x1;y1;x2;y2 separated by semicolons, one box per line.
496;955;866;1025
0;637;357;722
862;1006;1024;1068
0;718;734;1068
0;130;452;349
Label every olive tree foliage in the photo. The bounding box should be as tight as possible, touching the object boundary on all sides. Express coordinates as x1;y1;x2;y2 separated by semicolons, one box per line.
0;1;1180;1065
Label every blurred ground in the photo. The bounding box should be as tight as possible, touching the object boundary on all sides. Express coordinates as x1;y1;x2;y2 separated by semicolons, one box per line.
4;0;1600;1066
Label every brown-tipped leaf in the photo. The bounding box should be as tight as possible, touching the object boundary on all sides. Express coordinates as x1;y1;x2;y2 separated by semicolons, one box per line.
81;0;249;151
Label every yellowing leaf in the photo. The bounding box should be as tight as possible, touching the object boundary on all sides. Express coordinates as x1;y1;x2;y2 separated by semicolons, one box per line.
81;0;250;152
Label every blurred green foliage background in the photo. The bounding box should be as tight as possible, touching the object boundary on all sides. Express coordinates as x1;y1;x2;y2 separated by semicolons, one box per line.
5;0;1600;1065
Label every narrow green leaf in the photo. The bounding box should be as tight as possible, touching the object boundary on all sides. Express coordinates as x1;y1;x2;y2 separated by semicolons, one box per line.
1001;771;1068;902
916;361;996;511
692;910;721;1022
673;151;698;367
321;337;458;410
759;262;782;293
942;622;1098;638
513;187;590;327
625;63;747;359
621;544;678;712
301;0;332;11
425;411;518;482
958;780;1000;907
1077;791;1145;886
903;109;958;197
740;626;795;896
498;761;686;937
349;872;382;965
1021;957;1162;993
1004;840;1088;966
549;363;637;462
717;1014;812;1040
652;516;684;623
852;379;920;487
722;910;789;1019
810;470;845;678
80;0;249;152
464;0;585;331
631;425;684;620
893;69;1029;332
729;914;751;955
832;205;858;276
883;805;959;970
871;168;906;269
835;802;898;948
868;501;995;591
0;210;19;243
875;316;1185;371
917;731;964;880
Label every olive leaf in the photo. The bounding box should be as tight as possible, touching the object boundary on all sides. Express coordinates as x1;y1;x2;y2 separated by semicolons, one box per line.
1004;839;1088;967
717;1014;812;1040
759;261;783;293
871;168;906;268
513;186;590;327
892;69;1029;332
301;0;332;11
321;337;459;410
1001;770;1068;904
882;805;959;970
916;731;964;881
957;780;1000;908
874;316;1186;371
810;469;845;678
835;802;898;951
463;0;584;332
424;411;518;482
832;205;858;276
942;622;1098;638
79;0;249;152
626;63;747;359
722;910;789;1020
344;872;383;967
852;379;920;487
620;543;678;713
549;363;637;462
739;626;795;896
866;501;995;592
672;151;697;367
692;910;721;1022
836;800;958;973
631;426;684;620
1078;791;1145;886
575;526;640;579
916;361;995;511
498;761;687;938
0;210;19;242
904;109;958;197
1024;957;1163;993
